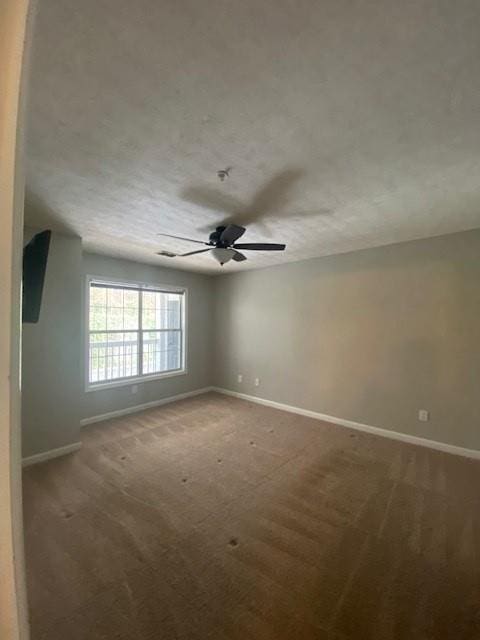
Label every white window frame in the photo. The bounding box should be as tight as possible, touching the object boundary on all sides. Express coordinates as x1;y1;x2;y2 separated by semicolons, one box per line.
84;275;188;391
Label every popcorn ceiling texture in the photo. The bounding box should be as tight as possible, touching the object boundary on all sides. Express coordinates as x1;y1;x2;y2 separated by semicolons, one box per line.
26;0;480;274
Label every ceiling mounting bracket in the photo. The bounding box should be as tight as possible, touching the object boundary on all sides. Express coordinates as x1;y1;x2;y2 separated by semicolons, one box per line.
217;167;232;182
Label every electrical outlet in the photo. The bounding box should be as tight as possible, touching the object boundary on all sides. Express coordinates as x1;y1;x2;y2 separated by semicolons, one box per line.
254;377;260;387
237;374;243;383
418;409;429;422
131;385;138;395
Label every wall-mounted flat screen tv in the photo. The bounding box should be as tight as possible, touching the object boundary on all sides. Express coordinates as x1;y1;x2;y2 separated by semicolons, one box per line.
22;230;51;323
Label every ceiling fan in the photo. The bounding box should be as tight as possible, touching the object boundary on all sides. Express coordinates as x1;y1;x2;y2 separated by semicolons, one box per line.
157;224;286;265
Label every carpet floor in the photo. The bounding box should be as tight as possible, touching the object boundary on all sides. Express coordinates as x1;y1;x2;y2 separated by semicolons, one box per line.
23;392;480;639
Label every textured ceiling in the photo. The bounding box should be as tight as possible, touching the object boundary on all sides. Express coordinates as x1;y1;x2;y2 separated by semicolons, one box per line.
26;0;480;274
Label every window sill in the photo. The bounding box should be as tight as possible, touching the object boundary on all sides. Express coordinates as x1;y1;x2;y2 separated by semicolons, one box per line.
85;368;187;393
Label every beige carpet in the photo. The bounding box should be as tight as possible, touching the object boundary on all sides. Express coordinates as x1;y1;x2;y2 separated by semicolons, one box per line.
23;392;480;639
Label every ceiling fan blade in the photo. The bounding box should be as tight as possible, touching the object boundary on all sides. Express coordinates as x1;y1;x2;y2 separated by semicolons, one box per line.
157;232;209;245
156;248;211;258
220;224;246;245
232;250;247;262
233;243;286;251
179;248;212;257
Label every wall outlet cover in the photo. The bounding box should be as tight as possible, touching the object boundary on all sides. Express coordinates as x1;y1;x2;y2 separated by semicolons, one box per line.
254;378;260;387
418;409;429;422
237;374;243;383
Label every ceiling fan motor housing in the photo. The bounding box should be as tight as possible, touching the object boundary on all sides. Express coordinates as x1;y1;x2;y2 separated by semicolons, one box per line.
209;226;228;246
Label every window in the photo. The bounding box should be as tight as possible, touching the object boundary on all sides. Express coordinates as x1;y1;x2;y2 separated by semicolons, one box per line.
87;279;185;388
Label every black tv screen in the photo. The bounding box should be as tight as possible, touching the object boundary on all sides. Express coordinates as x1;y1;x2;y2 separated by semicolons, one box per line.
22;230;51;323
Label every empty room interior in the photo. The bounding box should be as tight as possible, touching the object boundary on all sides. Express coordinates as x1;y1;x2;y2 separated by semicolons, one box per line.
13;0;480;638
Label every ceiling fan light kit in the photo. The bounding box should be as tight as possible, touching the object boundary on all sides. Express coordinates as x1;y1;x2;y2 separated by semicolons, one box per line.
157;224;286;266
211;247;234;265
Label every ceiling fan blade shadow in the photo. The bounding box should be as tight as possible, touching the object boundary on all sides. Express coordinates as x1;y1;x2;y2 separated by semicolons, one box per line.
216;207;333;236
284;207;332;219
182;168;304;232
246;169;304;219
205;169;306;231
233;243;285;251
181;168;332;234
181;186;244;217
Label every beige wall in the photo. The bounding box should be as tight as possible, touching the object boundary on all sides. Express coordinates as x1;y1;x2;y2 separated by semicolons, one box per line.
213;230;480;450
21;228;480;456
82;253;214;420
22;229;83;457
21;246;215;453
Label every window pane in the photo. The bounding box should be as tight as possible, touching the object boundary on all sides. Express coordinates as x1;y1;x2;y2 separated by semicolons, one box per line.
142;330;181;375
142;290;156;309
165;294;181;329
142;308;156;330
89;305;106;331
88;283;183;385
107;288;123;307
141;291;182;330
107;306;123;330
123;307;138;330
124;289;138;309
90;286;107;331
95;286;140;331
90;286;106;306
89;331;138;383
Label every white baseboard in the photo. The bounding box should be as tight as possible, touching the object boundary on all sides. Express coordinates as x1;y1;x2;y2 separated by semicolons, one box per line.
212;387;480;460
80;386;214;427
22;442;82;468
